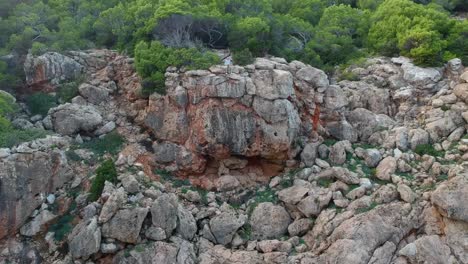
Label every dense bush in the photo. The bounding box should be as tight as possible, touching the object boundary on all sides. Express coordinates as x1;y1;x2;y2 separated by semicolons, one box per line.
134;41;219;95
233;49;254;65
89;159;118;201
26;92;57;116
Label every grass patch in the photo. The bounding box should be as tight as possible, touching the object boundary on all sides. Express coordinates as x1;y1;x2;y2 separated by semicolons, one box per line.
436;174;448;182
80;131;124;156
279;169;299;188
0;128;49;148
397;172;414;180
182;186;209;205
414;144;443;157
89;159;118;201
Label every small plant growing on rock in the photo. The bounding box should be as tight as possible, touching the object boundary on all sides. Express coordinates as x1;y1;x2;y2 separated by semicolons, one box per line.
233;49;254;65
414;144;443;157
89;159;118;201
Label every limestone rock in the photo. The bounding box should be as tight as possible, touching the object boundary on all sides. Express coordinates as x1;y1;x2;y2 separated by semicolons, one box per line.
432;175;468;222
102;207;148;244
376;157;397;181
68;217;101;259
50;103;103;135
151;193;178;237
250;202;291;240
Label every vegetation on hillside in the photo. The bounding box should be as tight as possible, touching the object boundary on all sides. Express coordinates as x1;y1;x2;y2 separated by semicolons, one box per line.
0;0;466;92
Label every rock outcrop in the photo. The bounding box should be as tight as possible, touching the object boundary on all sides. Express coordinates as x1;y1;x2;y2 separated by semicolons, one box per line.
0;136;73;240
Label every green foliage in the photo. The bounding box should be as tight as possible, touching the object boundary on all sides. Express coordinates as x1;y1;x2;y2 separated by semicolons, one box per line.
49;214;74;241
368;0;460;66
155;169;191;187
0;91;16;116
233;49;254;65
0;0;465;85
0;128;49;148
80;131;124;156
317;178;334;188
89;159;118;201
56;76;84;103
26;92;57;116
134;40;219;95
414;144;443;157
356;201;378;214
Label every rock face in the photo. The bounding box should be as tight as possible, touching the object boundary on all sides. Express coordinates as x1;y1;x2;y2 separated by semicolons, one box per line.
0;138;73;240
24;52;84;92
432;174;468;222
144;59;325;176
102;207;148;243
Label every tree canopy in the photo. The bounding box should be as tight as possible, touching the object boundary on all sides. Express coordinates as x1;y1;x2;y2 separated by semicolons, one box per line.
0;0;466;89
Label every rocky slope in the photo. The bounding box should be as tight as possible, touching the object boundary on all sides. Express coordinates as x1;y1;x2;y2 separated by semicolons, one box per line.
1;50;468;264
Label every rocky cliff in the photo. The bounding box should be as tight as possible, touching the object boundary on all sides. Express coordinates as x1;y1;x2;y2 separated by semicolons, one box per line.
1;51;468;264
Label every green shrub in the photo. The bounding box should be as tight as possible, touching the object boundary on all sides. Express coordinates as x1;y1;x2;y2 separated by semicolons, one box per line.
414;143;443;157
0;128;49;148
134;41;219;96
89;159;118;201
233;49;254;65
0;116;11;133
57;82;80;103
80;131;124;155
26;92;57;116
49;214;74;241
0;91;16;115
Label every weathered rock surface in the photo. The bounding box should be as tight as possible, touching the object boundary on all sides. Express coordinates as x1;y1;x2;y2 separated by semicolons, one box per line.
102;207;148;243
250;202;291;240
0;142;73;240
50;103;103;135
68;217;101;259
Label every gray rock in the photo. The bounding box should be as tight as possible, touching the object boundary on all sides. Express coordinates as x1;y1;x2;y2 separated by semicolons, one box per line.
68;217;101;259
145;226;167;241
301;141;321;167
363;149;382;168
252;69;294;100
401;62;442;88
20;210;56;237
295;66;329;90
99;187;127;223
397;184;416;203
50;103;103;135
215;175;240;192
101;243;118;254
12;118;34;130
250;202;291;240
376;157;397;181
24;52;84;86
78;83;110;105
94;121;116;136
297;188;332;217
177;205;197;240
121;175;139;194
209;209;246;245
288;218;312;236
278;186;309;205
329;142;347;165
409;129;429;150
151;193;178;237
432;174;468;222
102;207;148;244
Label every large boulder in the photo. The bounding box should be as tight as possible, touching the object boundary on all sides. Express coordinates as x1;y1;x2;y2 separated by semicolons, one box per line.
249;202;291;240
151;193;178;237
209;209;247;245
102;207;148;244
50;103;103;135
401;62;442;88
432;174;468;222
68;217;101;259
